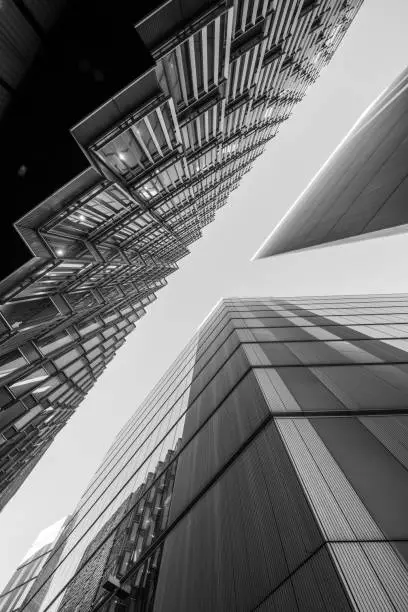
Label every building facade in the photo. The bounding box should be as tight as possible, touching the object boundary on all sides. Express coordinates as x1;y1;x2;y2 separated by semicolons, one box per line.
58;448;180;612
18;294;408;611
0;0;364;510
254;65;408;258
0;517;69;612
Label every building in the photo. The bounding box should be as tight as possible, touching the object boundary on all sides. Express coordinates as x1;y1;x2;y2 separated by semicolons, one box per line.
0;0;364;510
19;294;408;612
0;517;69;612
58;447;180;612
254;65;408;258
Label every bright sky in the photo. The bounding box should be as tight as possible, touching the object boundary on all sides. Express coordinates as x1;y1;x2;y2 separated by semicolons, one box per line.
21;517;67;565
2;0;408;593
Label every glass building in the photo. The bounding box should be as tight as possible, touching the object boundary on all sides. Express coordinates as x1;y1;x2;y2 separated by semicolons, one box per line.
254;65;408;258
0;0;363;510
0;516;69;612
18;294;408;611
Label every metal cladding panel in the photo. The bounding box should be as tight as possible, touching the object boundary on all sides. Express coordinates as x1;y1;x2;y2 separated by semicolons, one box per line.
276;418;382;542
256;547;353;611
256;66;408;258
0;0;364;509
359;415;408;470
310;415;408;544
262;366;347;412
17;295;408;611
329;542;408;611
154;421;324;612
254;368;302;412
169;371;269;520
289;363;408;411
291;546;353;612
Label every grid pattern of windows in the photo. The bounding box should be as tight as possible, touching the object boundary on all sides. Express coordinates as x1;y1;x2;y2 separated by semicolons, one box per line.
0;293;155;511
0;2;363;506
18;293;408;612
0;517;69;612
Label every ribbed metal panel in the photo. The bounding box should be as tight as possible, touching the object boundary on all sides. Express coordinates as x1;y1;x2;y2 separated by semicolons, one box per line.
276;419;383;540
310;415;408;544
291;547;352;612
242;343;271;366
256;579;298;611
362;542;408;611
255;546;354;611
254;424;324;573
307;546;354;611
235;328;256;343
169;370;269;521
254;368;301;412
154;421;324;612
329;542;408;612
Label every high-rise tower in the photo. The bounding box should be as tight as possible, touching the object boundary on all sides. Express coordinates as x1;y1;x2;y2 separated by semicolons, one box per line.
0;0;363;509
254;65;408;258
0;517;70;612
19;294;408;611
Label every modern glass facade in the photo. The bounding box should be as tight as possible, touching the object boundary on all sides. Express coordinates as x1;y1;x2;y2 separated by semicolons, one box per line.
0;0;363;510
0;516;69;612
254;65;408;258
18;294;408;611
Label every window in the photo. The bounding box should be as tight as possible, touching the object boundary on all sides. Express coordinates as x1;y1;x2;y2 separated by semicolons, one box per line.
64;360;84;377
14;405;43;430
48;383;69;402
119;552;131;576
66;292;99;312
9;368;48;397
88;346;102;361
32;376;60;397
0;298;60;331
78;319;101;337
82;336;101;352
37;331;71;356
54;348;81;369
0;350;27;378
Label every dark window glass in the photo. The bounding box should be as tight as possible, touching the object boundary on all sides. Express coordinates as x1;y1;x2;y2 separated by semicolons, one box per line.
0;298;60;331
0;350;27;378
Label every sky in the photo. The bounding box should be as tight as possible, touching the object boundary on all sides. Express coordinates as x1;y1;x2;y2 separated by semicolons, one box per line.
1;0;408;592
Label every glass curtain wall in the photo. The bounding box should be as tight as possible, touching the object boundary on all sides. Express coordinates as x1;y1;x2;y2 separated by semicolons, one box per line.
19;294;408;611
